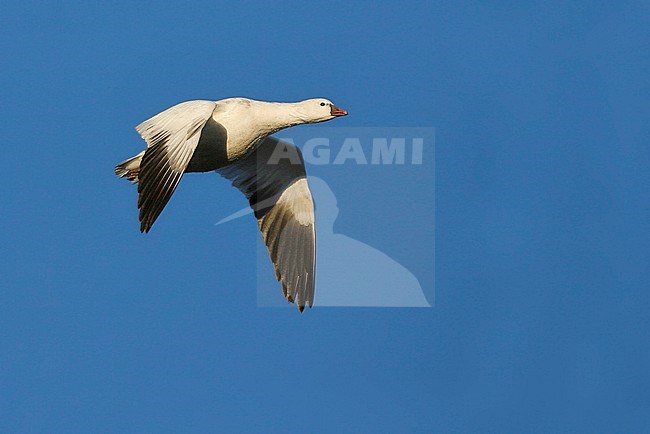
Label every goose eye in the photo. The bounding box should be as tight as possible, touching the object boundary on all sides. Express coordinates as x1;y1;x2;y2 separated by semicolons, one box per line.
320;102;326;106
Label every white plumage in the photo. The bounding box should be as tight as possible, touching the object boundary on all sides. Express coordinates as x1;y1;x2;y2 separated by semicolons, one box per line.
115;97;348;311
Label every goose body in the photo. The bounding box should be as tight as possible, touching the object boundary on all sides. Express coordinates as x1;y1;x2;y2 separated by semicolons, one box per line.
115;97;348;310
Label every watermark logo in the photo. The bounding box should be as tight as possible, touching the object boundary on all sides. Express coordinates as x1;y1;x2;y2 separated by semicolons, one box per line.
268;137;424;165
217;127;435;308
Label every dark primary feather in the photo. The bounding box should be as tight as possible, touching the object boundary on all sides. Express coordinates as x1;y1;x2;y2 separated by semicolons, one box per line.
137;139;185;233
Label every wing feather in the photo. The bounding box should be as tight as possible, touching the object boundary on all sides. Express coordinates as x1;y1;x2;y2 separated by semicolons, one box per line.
135;100;216;232
217;137;316;310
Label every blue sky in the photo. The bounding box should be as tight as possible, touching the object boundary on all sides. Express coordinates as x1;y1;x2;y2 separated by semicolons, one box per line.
1;1;649;432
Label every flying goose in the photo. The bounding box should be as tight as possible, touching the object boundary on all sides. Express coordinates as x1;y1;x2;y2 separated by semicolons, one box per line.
115;97;348;311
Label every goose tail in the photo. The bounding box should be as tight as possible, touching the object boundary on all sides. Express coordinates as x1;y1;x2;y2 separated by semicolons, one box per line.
115;151;145;183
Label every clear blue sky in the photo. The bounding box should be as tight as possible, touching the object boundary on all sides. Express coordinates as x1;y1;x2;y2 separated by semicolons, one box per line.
1;1;649;432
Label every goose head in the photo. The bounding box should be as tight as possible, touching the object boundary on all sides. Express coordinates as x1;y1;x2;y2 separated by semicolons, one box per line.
296;98;348;123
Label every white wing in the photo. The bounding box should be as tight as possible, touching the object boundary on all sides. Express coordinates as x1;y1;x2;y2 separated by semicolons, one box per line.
135;100;216;232
217;137;316;311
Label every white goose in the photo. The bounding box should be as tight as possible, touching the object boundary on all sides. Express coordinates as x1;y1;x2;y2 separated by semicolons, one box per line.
115;97;348;311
